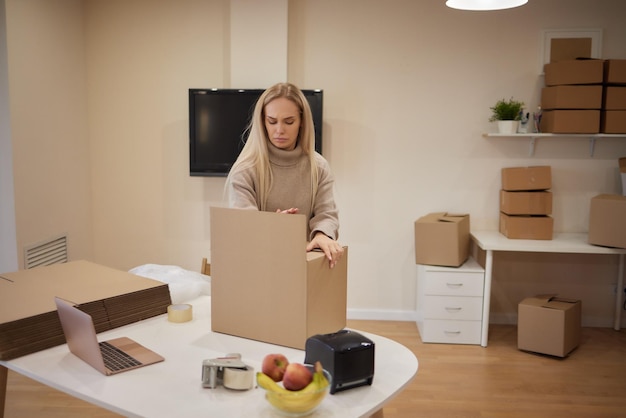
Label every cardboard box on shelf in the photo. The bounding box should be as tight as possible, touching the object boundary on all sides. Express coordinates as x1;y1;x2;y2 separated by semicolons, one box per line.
540;109;600;134
209;207;347;350
499;213;553;240
541;85;603;110
600;110;626;134
501;166;552;191
603;86;626;110
414;212;470;267
518;295;581;358
588;194;626;249
604;59;626;84
543;59;604;86
500;190;553;215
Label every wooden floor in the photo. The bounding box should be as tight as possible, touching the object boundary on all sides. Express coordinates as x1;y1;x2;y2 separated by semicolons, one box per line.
4;322;626;417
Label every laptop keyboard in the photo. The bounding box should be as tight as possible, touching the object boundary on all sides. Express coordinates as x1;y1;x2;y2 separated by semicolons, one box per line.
99;341;142;371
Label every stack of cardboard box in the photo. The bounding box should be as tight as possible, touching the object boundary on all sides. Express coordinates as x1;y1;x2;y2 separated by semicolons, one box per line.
499;166;553;240
602;60;626;133
540;59;604;133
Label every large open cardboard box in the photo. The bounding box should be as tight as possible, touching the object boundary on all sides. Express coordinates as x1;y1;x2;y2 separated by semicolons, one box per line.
209;207;347;350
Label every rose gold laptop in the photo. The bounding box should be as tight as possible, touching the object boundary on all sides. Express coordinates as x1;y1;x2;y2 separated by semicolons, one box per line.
55;296;164;376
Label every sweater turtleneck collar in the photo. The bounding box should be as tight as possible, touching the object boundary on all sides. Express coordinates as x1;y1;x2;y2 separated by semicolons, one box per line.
268;143;304;167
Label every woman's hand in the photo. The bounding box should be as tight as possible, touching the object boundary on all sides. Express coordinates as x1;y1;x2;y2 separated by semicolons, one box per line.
306;231;344;269
276;207;299;214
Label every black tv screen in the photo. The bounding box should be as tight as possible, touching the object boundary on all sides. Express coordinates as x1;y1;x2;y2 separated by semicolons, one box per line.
189;88;323;177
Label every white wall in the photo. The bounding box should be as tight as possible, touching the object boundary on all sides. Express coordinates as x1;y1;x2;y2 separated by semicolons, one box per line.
5;0;626;326
0;0;17;273
6;0;93;267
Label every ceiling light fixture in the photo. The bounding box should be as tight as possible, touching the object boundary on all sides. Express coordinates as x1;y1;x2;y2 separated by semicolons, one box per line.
446;0;528;11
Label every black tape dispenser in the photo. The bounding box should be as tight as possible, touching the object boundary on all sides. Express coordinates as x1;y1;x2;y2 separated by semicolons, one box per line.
304;329;375;394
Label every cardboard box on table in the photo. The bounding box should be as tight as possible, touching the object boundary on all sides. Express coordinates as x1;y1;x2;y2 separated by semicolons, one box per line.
499;213;553;240
0;261;171;360
414;212;470;267
588;194;626;249
209;207;347;350
501;166;552;191
518;295;581;358
500;190;553;215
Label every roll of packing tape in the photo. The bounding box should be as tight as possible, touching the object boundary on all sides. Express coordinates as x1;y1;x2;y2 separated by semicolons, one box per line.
167;304;193;323
223;366;254;390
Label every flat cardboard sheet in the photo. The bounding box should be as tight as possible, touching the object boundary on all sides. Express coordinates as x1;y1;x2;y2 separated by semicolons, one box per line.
0;261;171;360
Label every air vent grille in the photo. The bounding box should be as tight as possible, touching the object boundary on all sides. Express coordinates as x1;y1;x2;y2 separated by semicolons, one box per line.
24;235;68;269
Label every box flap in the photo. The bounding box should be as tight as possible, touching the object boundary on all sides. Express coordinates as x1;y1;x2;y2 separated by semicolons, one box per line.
438;213;469;223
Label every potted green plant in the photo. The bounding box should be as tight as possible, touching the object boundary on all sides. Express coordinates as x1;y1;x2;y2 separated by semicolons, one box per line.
489;97;524;134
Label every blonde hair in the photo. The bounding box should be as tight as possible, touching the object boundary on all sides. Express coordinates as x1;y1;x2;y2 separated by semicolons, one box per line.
227;83;319;210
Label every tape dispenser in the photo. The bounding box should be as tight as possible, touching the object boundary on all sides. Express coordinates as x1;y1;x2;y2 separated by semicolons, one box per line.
201;353;254;390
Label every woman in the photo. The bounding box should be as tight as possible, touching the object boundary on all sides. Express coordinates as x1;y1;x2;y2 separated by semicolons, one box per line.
226;82;344;268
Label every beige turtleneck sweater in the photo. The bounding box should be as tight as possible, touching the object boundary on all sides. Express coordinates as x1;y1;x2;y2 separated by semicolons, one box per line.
228;145;339;241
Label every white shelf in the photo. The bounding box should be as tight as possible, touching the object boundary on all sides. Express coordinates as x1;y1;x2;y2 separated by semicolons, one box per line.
483;133;626;157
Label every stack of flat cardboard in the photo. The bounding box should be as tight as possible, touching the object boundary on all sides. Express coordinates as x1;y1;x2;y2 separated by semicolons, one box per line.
0;260;171;360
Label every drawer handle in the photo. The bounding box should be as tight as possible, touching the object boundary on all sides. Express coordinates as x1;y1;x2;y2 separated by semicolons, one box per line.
446;282;463;288
445;307;462;312
444;330;461;335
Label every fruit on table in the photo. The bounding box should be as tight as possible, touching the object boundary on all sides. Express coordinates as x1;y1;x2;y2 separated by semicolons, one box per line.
282;363;313;390
256;361;330;414
261;353;289;382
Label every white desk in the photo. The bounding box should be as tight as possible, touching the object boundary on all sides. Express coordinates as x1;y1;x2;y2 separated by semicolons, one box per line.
472;231;626;347
1;296;417;418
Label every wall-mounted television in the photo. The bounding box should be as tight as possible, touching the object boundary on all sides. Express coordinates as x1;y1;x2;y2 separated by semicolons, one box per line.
189;88;323;177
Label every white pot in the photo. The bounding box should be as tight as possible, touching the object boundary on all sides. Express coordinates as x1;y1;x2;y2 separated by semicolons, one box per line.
497;120;519;134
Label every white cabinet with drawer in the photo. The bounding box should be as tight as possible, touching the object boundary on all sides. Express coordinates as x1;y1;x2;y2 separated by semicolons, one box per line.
416;257;485;345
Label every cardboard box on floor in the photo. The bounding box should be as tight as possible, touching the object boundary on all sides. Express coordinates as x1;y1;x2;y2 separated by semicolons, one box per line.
209;207;347;350
588;194;626;249
518;295;581;358
414;212;469;267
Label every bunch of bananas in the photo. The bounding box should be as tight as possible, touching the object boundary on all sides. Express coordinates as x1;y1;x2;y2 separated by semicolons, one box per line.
256;361;330;414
